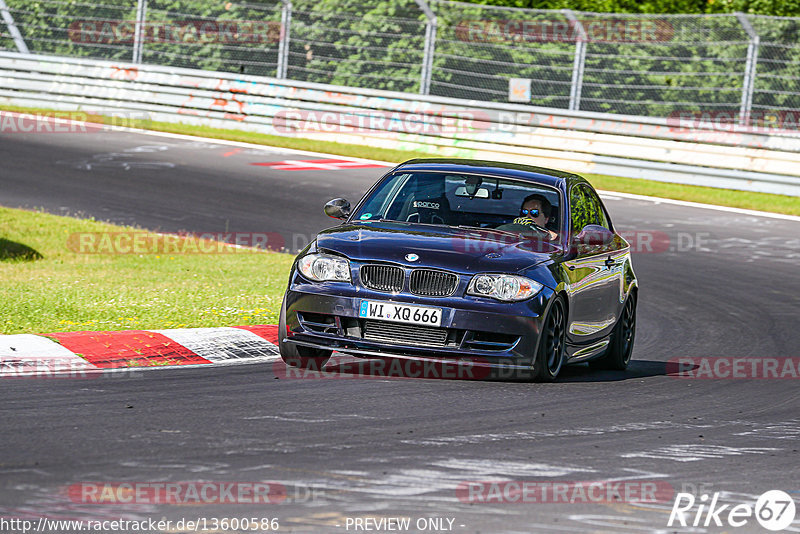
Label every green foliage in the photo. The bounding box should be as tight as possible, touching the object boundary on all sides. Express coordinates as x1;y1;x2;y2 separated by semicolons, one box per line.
141;0;282;75
465;0;800;15
3;0;138;60
285;0;426;91
1;0;798;117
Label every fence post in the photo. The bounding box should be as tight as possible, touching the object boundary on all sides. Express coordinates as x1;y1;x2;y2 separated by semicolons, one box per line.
0;0;30;54
415;0;436;95
277;0;292;79
736;12;759;127
132;0;147;63
563;10;586;111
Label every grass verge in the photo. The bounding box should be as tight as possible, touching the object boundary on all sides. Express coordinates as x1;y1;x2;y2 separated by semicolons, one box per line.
1;105;798;216
0;207;293;334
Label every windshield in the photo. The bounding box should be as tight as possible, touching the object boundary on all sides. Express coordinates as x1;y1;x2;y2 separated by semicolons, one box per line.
352;171;563;242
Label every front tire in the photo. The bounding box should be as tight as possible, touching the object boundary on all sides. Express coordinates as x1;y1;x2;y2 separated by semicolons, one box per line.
533;297;566;382
589;293;636;371
278;297;331;370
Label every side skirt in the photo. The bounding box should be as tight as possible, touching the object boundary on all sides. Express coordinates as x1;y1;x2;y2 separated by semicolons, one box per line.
566;339;610;364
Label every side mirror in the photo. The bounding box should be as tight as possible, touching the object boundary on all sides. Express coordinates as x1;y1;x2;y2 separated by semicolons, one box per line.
324;198;351;220
573;224;615;248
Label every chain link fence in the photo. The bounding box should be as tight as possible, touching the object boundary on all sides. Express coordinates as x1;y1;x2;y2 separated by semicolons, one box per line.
1;0;799;124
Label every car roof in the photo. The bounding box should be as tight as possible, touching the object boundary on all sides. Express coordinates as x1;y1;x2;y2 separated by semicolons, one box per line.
394;158;589;190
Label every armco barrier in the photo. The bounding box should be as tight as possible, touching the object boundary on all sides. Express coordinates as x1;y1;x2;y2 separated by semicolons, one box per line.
1;51;799;196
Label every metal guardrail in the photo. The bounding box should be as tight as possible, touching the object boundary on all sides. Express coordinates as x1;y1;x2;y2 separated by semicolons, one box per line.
2;0;800;122
1;51;799;196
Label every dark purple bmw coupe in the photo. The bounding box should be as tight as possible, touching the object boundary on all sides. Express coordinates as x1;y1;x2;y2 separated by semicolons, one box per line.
279;159;637;381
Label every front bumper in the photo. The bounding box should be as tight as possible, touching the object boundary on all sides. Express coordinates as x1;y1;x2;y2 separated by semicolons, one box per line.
282;279;554;365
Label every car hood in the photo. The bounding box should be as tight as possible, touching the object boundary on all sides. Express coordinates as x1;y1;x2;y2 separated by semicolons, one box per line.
315;221;563;274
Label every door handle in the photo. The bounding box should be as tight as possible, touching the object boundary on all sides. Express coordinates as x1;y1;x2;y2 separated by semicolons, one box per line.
604;256;619;268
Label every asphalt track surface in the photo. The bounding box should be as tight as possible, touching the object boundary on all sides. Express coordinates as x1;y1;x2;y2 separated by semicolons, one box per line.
1;127;799;533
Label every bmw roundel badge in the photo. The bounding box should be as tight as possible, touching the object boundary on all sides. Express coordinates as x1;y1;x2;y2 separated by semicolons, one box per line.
405;253;419;262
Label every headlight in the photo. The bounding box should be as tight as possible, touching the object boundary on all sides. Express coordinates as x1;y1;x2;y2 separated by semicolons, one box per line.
467;274;542;301
298;253;351;282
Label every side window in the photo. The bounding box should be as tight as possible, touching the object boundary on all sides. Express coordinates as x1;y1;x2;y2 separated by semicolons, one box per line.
569;184;602;235
570;184;609;234
584;186;611;230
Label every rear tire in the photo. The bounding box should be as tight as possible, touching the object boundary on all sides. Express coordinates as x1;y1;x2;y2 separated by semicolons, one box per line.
589;293;636;371
533;297;566;382
278;297;331;370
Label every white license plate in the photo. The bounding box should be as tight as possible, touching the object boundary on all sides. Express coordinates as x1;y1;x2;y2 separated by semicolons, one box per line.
359;300;442;327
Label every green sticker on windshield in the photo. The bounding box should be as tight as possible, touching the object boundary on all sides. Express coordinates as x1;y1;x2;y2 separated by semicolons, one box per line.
359;213;372;220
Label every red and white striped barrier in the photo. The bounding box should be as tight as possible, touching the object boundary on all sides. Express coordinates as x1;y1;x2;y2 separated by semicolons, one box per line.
0;325;279;377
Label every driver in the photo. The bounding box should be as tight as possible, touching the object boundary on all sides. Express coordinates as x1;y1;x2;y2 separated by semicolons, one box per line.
513;194;558;241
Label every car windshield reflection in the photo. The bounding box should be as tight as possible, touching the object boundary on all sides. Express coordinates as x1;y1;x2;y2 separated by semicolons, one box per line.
353;172;563;242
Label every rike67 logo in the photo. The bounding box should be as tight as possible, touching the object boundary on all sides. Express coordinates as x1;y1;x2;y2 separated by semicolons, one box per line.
668;490;796;531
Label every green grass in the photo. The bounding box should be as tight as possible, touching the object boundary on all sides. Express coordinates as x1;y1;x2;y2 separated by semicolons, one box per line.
2;104;798;215
0;207;294;334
